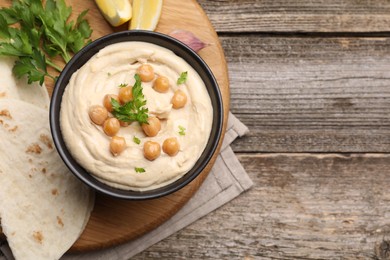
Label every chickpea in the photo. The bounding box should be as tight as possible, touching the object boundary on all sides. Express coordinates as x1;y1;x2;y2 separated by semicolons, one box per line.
103;94;119;112
88;105;108;125
143;141;161;161
162;137;180;156
118;86;133;103
153;76;170;93
171;89;187;109
110;136;126;156
141;117;161;137
103;117;120;137
136;64;154;82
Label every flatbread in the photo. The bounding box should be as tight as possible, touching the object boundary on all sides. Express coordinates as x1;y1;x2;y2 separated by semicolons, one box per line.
0;99;94;260
0;58;50;110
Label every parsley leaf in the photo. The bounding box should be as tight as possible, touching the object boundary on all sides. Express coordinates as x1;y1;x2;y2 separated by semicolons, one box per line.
178;125;186;136
135;167;145;173
0;0;92;85
133;136;141;144
13;50;48;85
111;74;149;124
39;0;92;62
177;71;188;84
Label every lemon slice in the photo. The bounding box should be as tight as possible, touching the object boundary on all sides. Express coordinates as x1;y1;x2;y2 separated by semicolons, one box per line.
129;0;163;30
95;0;132;27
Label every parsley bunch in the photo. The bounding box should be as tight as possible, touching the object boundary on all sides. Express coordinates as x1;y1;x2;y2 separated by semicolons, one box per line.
111;74;149;124
0;0;92;85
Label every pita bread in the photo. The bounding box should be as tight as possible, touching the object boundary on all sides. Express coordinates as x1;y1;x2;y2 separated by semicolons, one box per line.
0;99;94;260
0;58;50;110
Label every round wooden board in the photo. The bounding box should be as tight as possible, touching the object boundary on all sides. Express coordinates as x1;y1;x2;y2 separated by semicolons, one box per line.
0;0;230;252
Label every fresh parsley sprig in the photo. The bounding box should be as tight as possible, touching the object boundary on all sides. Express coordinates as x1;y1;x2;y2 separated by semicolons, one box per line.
178;125;186;136
0;0;92;85
111;74;149;124
40;1;92;63
177;71;188;84
133;136;141;144
135;167;145;173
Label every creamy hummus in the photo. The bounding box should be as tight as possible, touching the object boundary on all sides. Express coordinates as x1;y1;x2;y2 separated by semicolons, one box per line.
60;42;213;191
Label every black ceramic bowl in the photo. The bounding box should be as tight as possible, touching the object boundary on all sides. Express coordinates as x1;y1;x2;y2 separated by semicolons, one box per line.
50;31;223;200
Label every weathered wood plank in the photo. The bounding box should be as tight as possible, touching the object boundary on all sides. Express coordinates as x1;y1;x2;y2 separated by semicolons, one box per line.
218;36;390;153
133;153;390;259
198;0;390;33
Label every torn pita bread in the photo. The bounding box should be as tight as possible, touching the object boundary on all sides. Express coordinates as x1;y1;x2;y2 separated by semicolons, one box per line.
0;99;94;260
0;58;50;110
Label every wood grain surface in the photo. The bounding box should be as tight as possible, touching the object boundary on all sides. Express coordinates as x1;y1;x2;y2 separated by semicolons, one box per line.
200;0;390;33
136;153;390;259
130;0;390;259
222;36;390;153
0;0;229;253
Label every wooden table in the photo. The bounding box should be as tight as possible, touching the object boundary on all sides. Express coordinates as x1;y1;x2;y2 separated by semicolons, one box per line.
133;1;390;259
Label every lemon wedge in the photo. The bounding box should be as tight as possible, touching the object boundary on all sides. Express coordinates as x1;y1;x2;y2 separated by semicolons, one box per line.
95;0;132;27
129;0;163;30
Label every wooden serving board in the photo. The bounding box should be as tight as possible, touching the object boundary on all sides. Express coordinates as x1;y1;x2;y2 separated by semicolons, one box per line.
0;0;230;252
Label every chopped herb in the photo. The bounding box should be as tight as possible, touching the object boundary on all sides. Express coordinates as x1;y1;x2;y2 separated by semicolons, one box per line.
0;0;92;85
119;83;128;88
177;71;188;85
178;125;186;136
135;167;145;173
111;74;149;124
133;136;141;144
107;72;112;76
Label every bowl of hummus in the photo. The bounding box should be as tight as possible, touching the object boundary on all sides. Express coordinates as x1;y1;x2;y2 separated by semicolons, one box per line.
50;31;223;200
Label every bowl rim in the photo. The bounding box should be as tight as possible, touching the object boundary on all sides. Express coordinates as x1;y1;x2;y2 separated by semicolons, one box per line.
50;30;223;200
